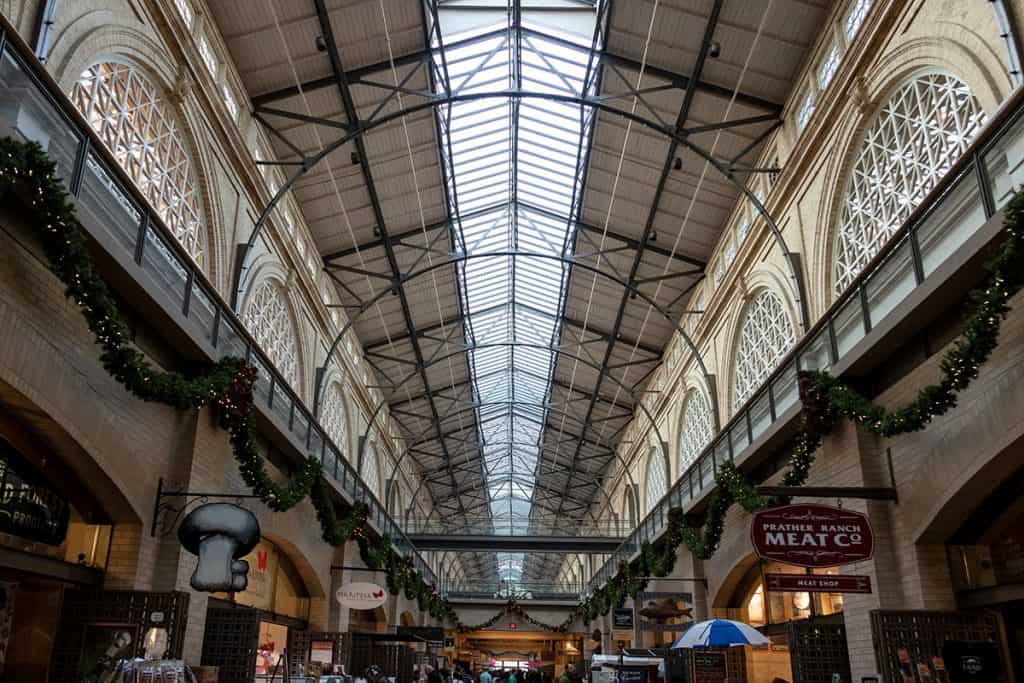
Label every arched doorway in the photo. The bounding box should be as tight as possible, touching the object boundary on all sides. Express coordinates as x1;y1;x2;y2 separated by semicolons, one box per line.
0;383;145;681
204;538;314;682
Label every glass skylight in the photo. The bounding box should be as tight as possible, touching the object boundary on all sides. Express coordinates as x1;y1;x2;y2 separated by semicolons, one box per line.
435;1;599;584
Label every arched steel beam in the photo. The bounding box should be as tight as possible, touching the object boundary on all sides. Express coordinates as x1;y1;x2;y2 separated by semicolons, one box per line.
233;89;807;331
353;340;666;525
311;249;718;535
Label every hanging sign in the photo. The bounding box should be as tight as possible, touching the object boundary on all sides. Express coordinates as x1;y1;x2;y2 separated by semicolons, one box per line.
0;440;70;546
336;582;388;610
611;608;634;641
751;503;874;568
764;573;872;594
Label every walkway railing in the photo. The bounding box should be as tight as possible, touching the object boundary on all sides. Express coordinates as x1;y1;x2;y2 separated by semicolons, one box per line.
446;581;581;601
587;85;1024;593
0;22;436;587
405;516;630;538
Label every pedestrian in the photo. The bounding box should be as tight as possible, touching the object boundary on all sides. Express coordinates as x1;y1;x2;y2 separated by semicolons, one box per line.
558;663;575;683
480;669;493;683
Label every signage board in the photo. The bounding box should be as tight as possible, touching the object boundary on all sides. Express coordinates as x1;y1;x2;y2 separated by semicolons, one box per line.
693;651;726;683
751;503;874;567
612;608;634;641
395;626;444;642
764;573;872;593
336;582;387;610
942;640;1002;681
613;667;646;683
0;439;70;546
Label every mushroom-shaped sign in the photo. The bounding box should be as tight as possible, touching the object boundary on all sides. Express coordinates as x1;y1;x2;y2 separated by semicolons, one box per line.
178;503;260;592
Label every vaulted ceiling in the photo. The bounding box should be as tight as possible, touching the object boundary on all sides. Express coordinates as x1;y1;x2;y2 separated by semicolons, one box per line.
209;0;830;583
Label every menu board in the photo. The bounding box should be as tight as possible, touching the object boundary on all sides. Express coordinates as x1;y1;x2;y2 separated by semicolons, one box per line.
693;651;726;683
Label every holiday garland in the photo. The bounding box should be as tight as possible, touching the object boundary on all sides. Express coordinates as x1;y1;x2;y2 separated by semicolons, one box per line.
0;137;375;553
455;600;577;633
6;134;1021;628
355;530;457;621
577;190;1024;621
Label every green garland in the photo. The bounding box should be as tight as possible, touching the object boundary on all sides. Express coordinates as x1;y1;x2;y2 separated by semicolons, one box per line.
0;137;367;546
355;530;456;621
455;600;577;633
9;133;1022;626
577;190;1024;621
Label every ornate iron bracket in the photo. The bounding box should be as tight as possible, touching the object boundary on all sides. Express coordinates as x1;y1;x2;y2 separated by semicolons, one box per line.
150;477;263;537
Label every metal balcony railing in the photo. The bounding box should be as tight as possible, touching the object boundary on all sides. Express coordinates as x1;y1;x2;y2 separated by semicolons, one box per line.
0;22;436;588
587;85;1024;593
405;516;631;538
446;581;582;601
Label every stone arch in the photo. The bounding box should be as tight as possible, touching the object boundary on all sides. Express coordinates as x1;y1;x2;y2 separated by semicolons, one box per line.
725;284;798;418
709;551;760;613
0;378;138;525
361;439;383;502
50;19;224;284
256;531;327;600
238;265;306;399
620;481;638;529
674;379;716;480
814;35;1006;307
912;426;1024;546
642;444;669;515
318;368;352;457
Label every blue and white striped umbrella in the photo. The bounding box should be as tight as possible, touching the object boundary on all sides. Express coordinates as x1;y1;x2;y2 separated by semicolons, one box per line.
671;619;770;648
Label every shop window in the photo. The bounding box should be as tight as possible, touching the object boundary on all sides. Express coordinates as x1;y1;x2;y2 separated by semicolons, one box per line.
747;585;765;626
732;290;795;410
70;62;206;267
834;73;986;293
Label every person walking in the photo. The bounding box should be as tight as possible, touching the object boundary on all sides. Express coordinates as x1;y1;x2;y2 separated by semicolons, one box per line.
480;669;493;683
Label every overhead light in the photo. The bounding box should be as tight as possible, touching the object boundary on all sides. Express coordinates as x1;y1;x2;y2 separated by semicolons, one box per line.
315;35;327;52
708;41;721;59
351;151;360;165
673;157;682;171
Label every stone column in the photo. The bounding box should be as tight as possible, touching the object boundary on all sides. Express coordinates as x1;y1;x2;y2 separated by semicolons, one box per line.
810;419;905;682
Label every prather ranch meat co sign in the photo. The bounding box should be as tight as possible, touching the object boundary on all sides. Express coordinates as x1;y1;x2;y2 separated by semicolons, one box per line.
750;504;873;568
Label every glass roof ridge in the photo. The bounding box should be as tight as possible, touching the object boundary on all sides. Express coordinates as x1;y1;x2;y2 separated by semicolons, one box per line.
436;1;600;582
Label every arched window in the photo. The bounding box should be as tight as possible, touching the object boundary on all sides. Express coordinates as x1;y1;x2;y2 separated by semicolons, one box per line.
644;447;668;512
834;73;986;293
679;388;714;471
242;281;299;390
320;381;348;452
733;290;795;410
362;446;380;499
70;62;206;266
621;485;637;529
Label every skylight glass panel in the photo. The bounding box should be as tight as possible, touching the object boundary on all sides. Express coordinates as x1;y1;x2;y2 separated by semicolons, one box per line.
436;3;598;584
